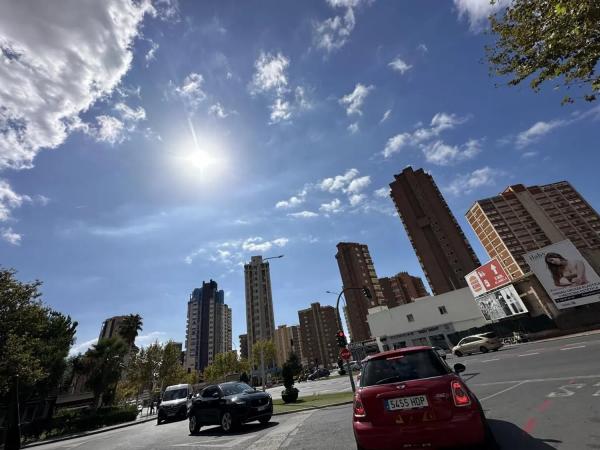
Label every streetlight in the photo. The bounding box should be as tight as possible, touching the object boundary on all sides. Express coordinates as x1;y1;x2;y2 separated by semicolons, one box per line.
255;254;284;392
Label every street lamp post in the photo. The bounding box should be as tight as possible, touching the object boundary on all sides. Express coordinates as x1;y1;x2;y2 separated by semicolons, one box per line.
326;286;371;393
256;254;284;392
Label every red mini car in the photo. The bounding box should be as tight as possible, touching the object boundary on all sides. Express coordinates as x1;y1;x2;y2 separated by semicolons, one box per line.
352;346;495;450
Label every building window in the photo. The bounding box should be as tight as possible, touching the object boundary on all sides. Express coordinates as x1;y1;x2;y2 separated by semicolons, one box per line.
438;305;448;315
407;314;414;322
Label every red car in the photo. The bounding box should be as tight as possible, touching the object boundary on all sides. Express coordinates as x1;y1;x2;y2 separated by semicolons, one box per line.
352;346;495;450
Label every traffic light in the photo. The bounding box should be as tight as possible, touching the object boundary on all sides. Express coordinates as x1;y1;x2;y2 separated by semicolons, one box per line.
336;330;347;348
362;286;372;299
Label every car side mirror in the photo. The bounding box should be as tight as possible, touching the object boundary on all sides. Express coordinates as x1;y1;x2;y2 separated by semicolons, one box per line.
453;363;466;374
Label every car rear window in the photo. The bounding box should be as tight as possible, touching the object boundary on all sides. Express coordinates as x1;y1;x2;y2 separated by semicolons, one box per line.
479;332;497;339
360;350;449;387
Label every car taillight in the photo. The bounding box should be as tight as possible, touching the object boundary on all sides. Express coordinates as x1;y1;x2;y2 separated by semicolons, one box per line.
451;380;471;407
353;393;366;418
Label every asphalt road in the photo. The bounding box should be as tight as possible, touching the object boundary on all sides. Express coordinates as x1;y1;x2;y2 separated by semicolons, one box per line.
33;334;600;450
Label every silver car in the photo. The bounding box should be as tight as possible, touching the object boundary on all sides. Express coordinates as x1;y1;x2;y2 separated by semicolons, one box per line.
452;332;503;357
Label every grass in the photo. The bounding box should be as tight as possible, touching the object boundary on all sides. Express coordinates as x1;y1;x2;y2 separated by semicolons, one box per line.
273;391;354;414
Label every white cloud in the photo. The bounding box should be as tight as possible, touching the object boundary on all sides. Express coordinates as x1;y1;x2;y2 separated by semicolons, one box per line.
0;0;153;170
250;52;289;96
145;39;159;65
69;337;98;356
270;98;292;123
320;198;342;214
421;138;481;166
288;210;319;218
383;112;470;158
454;0;512;32
276;190;307;209
346;175;371;194
114;103;146;122
348;122;359;134
0;179;29;222
1;227;21;245
380;109;392;123
314;0;372;53
417;43;428;53
173;72;206;109
445;166;499;196
208;102;234;119
135;331;167;348
516;120;566;148
153;0;180;21
340;83;374;116
242;236;289;252
349;193;366;206
373;187;389;198
389;57;412;75
185;236;289;266
94;115;126;145
319;168;359;192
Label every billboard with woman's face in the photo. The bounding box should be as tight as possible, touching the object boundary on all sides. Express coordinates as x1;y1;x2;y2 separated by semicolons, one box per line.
524;240;600;309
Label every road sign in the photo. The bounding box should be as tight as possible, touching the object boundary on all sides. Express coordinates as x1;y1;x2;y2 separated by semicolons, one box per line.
340;347;351;360
465;258;510;297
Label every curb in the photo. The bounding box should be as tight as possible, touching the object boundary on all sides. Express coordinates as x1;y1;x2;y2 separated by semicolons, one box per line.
273;399;354;416
23;416;157;448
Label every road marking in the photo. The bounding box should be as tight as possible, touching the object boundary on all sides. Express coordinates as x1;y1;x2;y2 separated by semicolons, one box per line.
547;383;586;398
523;417;537;433
481;358;500;362
172;433;257;448
560;345;586;351
246;410;314;450
472;374;600;387
518;352;539;357
480;381;527;401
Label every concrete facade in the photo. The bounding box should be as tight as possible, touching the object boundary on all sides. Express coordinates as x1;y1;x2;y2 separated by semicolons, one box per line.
298;302;339;369
239;334;248;360
378;272;429;307
389;167;481;295
99;315;127;340
274;324;302;367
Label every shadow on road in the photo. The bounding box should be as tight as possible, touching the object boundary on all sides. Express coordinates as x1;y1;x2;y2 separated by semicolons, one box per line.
489;419;561;449
191;421;279;437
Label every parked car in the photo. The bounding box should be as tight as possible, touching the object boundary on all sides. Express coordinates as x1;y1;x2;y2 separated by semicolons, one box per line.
157;384;193;424
308;368;330;380
187;382;272;434
452;332;503;357
352;346;495;450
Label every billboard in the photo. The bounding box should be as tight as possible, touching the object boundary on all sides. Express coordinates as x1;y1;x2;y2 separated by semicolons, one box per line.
524;240;600;310
466;258;511;297
475;285;528;321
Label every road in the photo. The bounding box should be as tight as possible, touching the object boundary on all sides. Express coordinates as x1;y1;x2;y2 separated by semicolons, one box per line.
33;334;600;450
266;375;352;400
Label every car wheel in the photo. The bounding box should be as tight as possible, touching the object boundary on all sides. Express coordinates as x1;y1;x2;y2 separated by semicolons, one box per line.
480;346;489;353
189;415;201;435
220;411;235;432
454;350;463;357
258;415;271;425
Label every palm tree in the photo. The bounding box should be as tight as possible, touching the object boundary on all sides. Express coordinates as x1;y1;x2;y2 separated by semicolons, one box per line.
82;337;128;408
119;314;143;348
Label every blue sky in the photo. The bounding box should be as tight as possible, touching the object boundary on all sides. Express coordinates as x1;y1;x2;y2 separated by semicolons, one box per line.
2;0;599;355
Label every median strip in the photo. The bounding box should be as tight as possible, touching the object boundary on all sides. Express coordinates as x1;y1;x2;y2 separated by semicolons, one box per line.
273;391;354;415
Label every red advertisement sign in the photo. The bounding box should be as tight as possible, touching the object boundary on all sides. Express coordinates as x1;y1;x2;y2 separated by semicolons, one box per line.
465;259;510;297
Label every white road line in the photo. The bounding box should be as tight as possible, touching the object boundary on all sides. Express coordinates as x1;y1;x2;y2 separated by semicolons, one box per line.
246;410;314;450
518;352;540;357
560;345;586;351
480;381;527;401
481;358;500;362
472;374;600;387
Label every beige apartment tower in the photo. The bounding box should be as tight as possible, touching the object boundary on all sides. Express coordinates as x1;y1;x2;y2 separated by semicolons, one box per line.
244;256;276;360
335;242;386;342
389;167;481;295
274;324;302;367
298;302;338;369
467;182;600;279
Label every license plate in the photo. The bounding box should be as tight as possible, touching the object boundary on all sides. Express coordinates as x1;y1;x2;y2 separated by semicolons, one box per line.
386;395;428;410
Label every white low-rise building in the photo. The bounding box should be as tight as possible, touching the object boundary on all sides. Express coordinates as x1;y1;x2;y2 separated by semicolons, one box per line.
367;287;489;351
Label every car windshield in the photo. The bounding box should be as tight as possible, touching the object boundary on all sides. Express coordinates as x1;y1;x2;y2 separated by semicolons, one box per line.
162;388;187;401
220;383;255;396
360;350;449;387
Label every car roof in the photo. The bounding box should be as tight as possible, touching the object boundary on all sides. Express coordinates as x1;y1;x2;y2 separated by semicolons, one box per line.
362;346;433;362
164;384;190;390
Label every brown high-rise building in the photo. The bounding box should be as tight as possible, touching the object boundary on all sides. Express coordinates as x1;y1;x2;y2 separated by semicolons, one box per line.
298;303;338;369
274;325;302;367
389;167;480;295
99;315;127;340
378;272;429;307
335;242;386;342
239;334;248;360
467;182;600;279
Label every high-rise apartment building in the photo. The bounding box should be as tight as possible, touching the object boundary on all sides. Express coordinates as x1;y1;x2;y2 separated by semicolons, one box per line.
390;167;480;295
336;242;385;342
244;256;276;360
184;280;232;372
274;324;302;367
298;303;338;369
378;272;429;307
99;315;127;340
467;182;600;279
239;334;248;360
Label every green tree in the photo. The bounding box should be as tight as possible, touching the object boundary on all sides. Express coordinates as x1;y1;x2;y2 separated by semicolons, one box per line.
251;340;275;369
119;314;143;347
286;352;302;377
202;352;251;383
487;0;600;103
82;337;128;408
